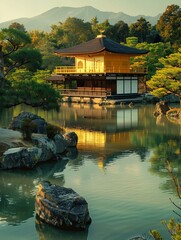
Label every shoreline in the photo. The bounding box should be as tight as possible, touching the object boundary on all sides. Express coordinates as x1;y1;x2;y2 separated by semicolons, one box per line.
0;128;22;146
0;128;33;147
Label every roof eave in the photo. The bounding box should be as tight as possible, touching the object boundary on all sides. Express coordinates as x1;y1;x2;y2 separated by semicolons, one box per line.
55;48;106;57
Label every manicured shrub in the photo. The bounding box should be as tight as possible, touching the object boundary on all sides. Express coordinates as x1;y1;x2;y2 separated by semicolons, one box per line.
21;118;37;140
46;124;64;139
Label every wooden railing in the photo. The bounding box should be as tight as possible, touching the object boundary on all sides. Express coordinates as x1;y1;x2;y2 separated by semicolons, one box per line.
59;88;112;97
54;66;147;74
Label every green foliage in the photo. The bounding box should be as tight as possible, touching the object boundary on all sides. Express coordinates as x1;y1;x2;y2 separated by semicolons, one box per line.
126;37;138;47
150;230;164;240
91;16;99;36
46;124;63;139
150;219;181;240
50;17;94;48
14;80;60;109
95;19;111;36
0;28;42;81
10;69;33;83
163;218;181;240
29;30;60;70
147;146;181;240
0;28;31;48
147;49;181;98
9;22;26;32
32;70;51;83
10;69;51;84
156;4;181;48
10;47;42;72
108;20;129;43
1;68;60;109
21;118;37;140
160;50;181;68
129;42;172;81
129;17;151;42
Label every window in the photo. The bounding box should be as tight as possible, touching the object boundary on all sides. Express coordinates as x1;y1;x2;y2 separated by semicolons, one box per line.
77;61;83;69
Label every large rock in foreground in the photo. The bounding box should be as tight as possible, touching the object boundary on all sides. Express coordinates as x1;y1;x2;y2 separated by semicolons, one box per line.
35;181;91;230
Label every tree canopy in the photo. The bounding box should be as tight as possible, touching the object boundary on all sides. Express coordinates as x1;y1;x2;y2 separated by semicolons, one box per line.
147;49;181;98
156;4;181;48
0;28;42;87
130;41;173;79
129;17;151;42
0;27;60;109
50;17;94;48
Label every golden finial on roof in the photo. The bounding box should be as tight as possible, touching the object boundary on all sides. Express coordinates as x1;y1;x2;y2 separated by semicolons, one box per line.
96;30;106;38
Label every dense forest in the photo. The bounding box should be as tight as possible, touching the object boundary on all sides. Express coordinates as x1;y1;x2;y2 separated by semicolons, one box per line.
0;4;180;108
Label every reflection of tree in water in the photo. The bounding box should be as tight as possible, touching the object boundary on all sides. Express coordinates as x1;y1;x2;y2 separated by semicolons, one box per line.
150;138;181;171
0;158;69;225
149;137;181;194
131;133;150;162
0;170;35;225
0;107;13;128
68;156;84;170
131;131;181;193
134;147;148;162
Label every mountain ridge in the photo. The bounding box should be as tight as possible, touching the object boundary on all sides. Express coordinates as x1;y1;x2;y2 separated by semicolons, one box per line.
0;6;161;32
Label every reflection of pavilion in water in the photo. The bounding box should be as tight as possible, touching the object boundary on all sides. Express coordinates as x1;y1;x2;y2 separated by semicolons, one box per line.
23;102;142;170
60;103;141;132
58;103;143;170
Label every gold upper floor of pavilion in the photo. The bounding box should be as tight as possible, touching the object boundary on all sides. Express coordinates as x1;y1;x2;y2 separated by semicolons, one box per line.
54;65;147;75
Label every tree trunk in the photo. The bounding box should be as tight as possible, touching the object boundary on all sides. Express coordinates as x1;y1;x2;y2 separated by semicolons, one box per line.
0;44;5;88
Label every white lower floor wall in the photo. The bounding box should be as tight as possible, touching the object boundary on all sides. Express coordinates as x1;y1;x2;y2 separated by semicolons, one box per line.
116;77;138;94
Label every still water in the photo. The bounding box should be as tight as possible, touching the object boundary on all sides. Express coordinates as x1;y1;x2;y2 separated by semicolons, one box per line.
0;103;180;240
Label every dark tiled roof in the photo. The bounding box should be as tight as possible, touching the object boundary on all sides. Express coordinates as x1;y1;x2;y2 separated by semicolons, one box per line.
55;35;148;56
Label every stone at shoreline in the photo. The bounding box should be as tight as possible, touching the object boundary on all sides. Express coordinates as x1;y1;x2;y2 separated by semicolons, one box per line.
0;132;78;169
162;93;179;103
32;136;56;161
35;181;91;230
53;134;68;154
0;110;79;169
32;133;69;155
153;101;170;116
63;132;78;147
1;147;42;169
0;136;58;169
10;111;47;134
0;128;23;147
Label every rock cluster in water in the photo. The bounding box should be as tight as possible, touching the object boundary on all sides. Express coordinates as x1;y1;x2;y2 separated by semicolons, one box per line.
35;181;92;230
0;111;78;169
0;131;78;169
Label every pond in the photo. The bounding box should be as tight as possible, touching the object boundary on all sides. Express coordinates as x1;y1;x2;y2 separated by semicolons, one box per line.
0;103;180;240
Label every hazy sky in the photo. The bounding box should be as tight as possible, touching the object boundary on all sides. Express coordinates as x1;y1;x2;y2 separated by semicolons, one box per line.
0;0;180;22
